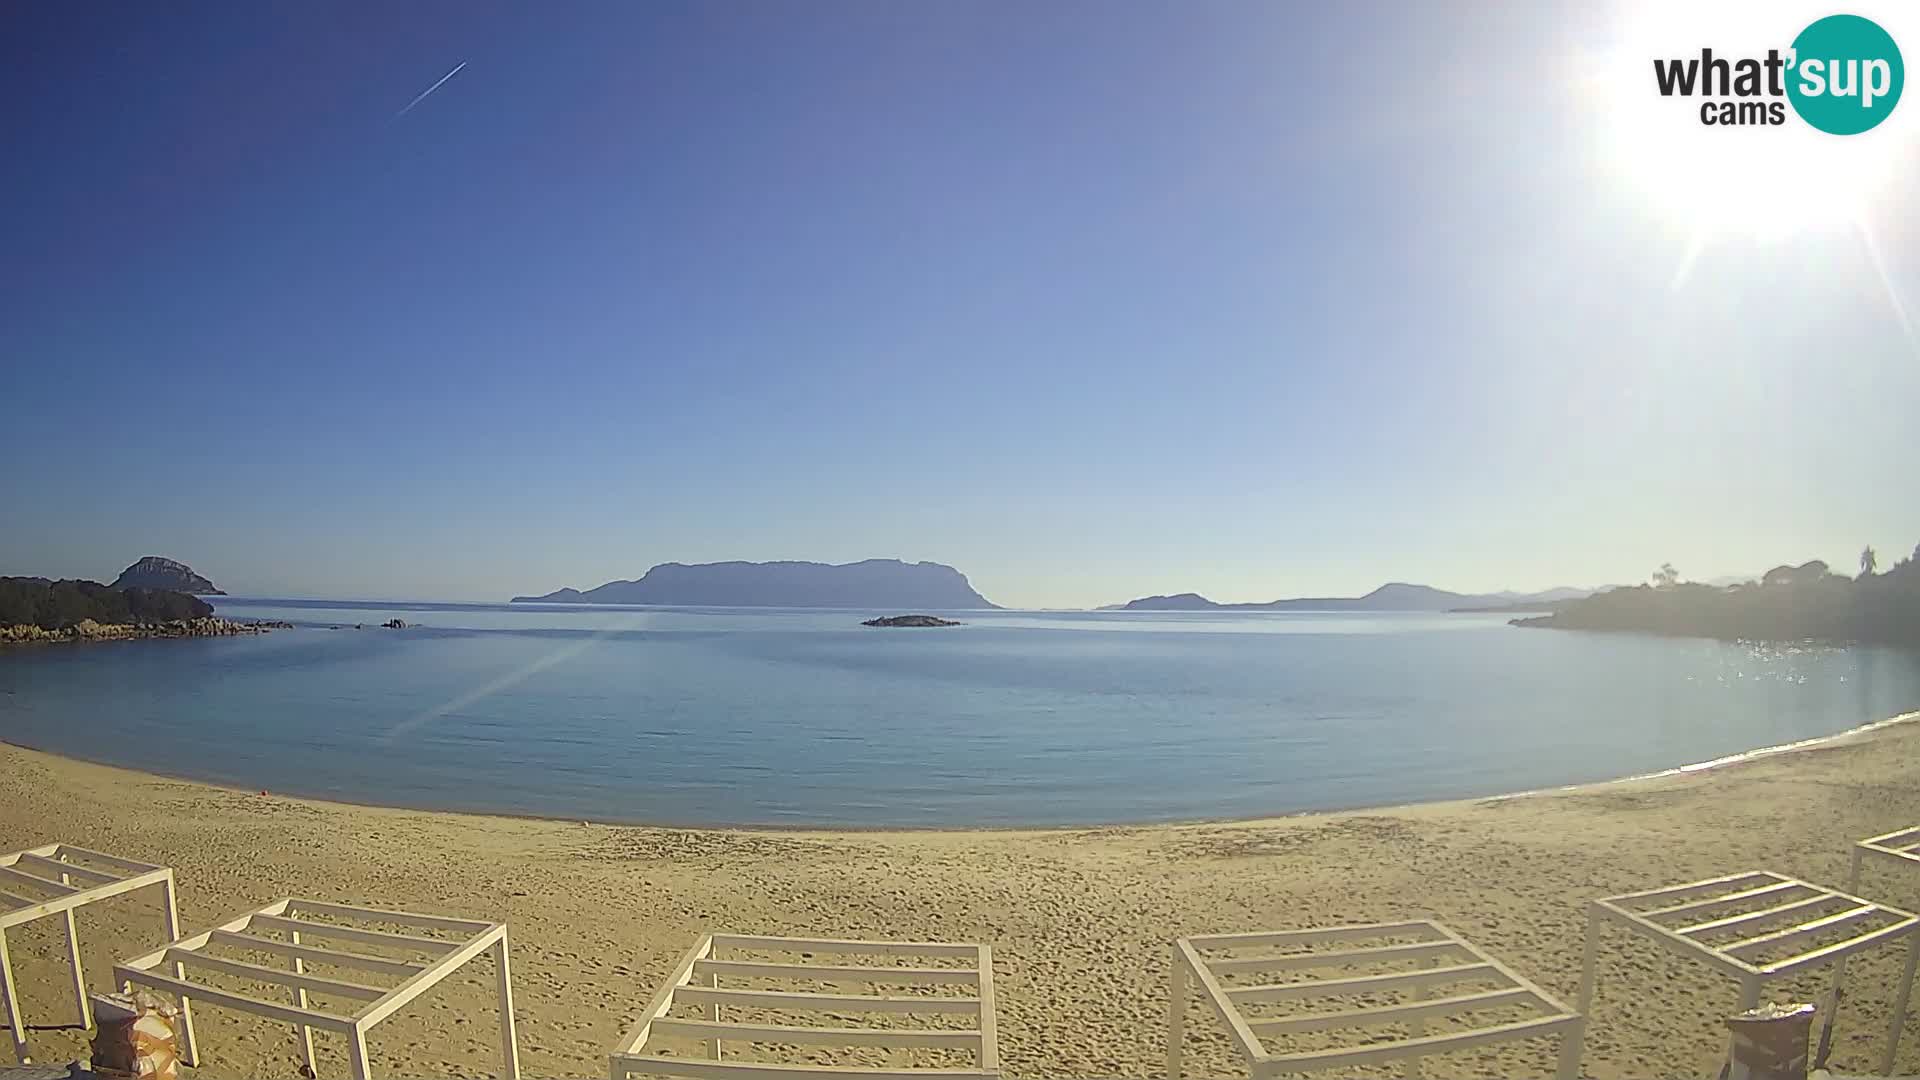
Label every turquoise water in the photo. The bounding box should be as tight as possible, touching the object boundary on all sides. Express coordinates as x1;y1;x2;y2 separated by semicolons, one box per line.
1;599;1916;826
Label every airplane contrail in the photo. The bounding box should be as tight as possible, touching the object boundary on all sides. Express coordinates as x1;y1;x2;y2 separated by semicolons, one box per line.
395;60;467;118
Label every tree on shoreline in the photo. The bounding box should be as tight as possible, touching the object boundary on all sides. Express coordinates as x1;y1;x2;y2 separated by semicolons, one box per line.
1521;543;1920;646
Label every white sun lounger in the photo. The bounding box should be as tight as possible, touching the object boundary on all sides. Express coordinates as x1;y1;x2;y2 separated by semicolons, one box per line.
1851;825;1920;894
610;933;999;1080
0;843;183;1064
1171;921;1582;1079
1576;870;1920;1077
114;897;520;1080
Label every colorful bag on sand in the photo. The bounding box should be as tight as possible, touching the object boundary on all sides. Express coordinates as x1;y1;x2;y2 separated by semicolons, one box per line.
89;991;181;1080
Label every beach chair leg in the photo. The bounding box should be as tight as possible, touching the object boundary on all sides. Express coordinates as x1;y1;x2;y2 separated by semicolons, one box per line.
160;875;198;1067
57;868;92;1030
495;932;522;1080
1572;914;1601;1016
1167;943;1185;1080
0;928;30;1064
1555;1016;1587;1080
708;968;722;1060
349;1024;374;1080
62;907;92;1029
1813;942;1854;1072
1884;935;1920;1078
288;929;317;1076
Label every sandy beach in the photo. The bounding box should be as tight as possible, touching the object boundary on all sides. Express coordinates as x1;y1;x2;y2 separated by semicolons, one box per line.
2;718;1918;1079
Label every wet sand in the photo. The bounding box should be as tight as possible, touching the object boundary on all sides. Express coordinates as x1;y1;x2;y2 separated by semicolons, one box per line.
1;716;1918;1078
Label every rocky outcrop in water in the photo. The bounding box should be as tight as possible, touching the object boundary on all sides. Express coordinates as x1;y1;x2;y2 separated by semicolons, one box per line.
0;617;288;645
862;614;962;627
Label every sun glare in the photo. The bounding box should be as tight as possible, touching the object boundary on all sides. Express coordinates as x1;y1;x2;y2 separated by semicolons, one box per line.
1580;0;1910;240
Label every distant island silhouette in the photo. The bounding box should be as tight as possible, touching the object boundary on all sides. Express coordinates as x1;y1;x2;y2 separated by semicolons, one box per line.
512;559;997;609
110;555;224;595
1516;547;1920;646
1109;583;1591;612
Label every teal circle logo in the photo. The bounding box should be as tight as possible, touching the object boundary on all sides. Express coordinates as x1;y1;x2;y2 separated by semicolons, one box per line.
1787;14;1903;134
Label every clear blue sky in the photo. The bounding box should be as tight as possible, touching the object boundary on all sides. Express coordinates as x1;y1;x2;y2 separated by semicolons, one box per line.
3;1;1917;607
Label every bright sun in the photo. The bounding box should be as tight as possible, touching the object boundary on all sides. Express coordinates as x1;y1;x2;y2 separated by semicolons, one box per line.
1579;0;1910;240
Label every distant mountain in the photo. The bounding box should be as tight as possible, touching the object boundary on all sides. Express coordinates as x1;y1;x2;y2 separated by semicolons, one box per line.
1118;593;1219;611
1111;583;1593;612
1487;586;1592;604
110;556;224;595
1449;586;1597;613
513;559;997;609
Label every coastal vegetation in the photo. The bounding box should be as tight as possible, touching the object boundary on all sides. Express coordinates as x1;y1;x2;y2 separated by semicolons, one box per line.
1;577;213;628
0;576;280;644
1514;544;1920;645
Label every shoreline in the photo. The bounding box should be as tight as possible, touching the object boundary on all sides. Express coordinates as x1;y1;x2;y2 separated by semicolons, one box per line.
5;708;1918;835
5;716;1920;1077
1476;706;1920;803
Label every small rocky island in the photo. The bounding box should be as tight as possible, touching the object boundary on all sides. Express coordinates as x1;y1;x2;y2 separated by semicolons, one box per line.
862;614;962;628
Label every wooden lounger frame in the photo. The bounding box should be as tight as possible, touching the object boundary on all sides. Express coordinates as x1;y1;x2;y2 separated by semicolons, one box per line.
1576;870;1920;1077
610;933;999;1080
113;897;520;1080
1170;921;1581;1079
1850;824;1920;893
0;843;181;1065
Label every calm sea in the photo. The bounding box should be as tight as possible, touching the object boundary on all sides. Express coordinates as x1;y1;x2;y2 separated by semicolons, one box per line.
1;599;1916;826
